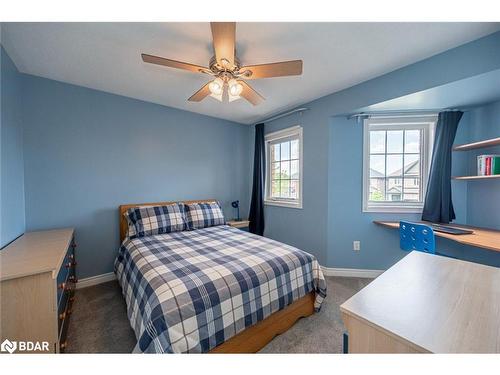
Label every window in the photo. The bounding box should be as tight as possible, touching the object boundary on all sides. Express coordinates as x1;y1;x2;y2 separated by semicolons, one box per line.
265;126;303;208
362;116;436;213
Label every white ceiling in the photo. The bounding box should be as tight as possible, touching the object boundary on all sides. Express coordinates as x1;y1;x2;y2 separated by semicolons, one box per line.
2;22;499;124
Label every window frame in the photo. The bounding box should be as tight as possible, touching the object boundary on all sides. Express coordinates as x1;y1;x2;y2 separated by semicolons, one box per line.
362;115;436;213
264;125;303;209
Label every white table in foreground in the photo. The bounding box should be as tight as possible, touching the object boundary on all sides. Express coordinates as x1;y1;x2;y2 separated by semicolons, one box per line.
340;251;500;353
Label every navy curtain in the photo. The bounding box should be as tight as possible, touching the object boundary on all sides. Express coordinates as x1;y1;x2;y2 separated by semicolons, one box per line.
249;123;265;235
422;111;463;223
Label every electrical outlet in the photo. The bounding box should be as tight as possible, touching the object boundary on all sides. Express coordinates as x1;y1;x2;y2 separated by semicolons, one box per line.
353;241;361;251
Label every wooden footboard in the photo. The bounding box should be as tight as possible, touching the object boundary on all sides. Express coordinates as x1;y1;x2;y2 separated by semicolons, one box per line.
210;292;316;353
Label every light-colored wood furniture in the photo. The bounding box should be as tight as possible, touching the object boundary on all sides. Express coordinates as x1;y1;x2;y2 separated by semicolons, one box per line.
373;220;500;252
452;136;500;179
226;219;250;229
0;229;76;353
341;251;500;353
118;200;316;353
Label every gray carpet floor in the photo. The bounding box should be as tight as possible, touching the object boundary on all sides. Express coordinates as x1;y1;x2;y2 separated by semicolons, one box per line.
66;276;372;353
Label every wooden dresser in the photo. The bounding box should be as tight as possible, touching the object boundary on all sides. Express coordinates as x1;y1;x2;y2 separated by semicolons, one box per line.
0;228;77;353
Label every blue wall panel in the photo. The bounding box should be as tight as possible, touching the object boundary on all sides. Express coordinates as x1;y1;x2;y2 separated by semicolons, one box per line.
21;75;250;278
1;45;25;247
4;30;500;277
327;110;500;270
462;101;500;229
262;31;500;270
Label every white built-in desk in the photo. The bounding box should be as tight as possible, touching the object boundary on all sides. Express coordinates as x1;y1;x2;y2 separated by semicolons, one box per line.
341;251;500;353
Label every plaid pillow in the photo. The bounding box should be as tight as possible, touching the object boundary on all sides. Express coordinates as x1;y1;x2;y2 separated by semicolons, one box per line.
185;201;226;230
125;203;187;239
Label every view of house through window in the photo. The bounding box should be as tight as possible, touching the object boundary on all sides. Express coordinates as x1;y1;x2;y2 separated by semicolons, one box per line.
363;116;436;212
369;129;422;202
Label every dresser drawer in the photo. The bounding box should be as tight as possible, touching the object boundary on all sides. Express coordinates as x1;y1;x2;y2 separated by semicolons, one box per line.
56;237;77;353
56;240;76;306
58;282;75;353
57;276;76;333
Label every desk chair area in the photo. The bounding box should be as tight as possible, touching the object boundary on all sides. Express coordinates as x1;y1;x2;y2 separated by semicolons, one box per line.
374;221;500;252
340;220;500;353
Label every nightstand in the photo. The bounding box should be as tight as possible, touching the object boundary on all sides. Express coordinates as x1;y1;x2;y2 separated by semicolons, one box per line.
227;220;250;229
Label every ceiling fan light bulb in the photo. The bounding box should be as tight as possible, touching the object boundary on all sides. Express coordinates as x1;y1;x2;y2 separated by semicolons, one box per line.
228;79;243;96
209;78;223;95
235;83;243;96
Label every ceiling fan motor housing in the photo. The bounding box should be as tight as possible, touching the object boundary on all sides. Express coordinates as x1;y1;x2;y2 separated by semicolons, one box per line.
209;56;244;75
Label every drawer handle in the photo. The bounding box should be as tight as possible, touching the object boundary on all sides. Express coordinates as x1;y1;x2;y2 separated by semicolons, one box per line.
59;309;73;321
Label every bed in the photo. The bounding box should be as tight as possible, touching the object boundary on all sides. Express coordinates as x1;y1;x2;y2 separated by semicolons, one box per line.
114;200;326;353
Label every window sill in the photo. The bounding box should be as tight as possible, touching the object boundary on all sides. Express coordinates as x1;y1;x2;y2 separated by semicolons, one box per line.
265;200;303;209
363;205;423;214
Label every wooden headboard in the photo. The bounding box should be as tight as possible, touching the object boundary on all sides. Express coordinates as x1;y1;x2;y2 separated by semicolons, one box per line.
119;199;216;242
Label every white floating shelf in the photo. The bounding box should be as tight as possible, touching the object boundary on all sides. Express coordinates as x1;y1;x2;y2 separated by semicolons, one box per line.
452;174;500;180
453;137;500;151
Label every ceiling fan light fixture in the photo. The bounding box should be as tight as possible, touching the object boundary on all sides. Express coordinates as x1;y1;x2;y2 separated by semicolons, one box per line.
208;77;224;95
228;79;243;97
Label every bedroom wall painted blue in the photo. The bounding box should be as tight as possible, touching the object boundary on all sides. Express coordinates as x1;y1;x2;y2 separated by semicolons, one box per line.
262;31;500;270
22;75;251;278
327;107;500;271
461;101;500;229
1;45;25;248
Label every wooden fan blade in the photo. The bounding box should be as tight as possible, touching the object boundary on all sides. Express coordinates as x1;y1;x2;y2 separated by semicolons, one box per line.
188;82;211;102
210;22;236;69
240;60;303;79
239;81;264;106
142;54;208;74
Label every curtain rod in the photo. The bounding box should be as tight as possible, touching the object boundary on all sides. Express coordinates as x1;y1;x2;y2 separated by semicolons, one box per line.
347;108;466;120
258;107;309;124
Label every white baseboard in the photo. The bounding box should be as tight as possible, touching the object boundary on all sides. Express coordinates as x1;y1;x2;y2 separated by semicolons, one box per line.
77;272;116;289
76;267;383;289
321;266;384;279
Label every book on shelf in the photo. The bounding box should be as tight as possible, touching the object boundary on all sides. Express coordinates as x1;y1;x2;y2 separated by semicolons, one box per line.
477;154;500;176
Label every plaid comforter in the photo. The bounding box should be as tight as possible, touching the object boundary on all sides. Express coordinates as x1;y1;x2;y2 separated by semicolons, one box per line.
114;225;326;353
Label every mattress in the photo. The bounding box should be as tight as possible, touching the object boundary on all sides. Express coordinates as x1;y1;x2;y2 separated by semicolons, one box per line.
114;225;326;353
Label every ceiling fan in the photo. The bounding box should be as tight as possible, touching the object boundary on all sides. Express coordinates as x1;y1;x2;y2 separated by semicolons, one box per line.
141;22;303;106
